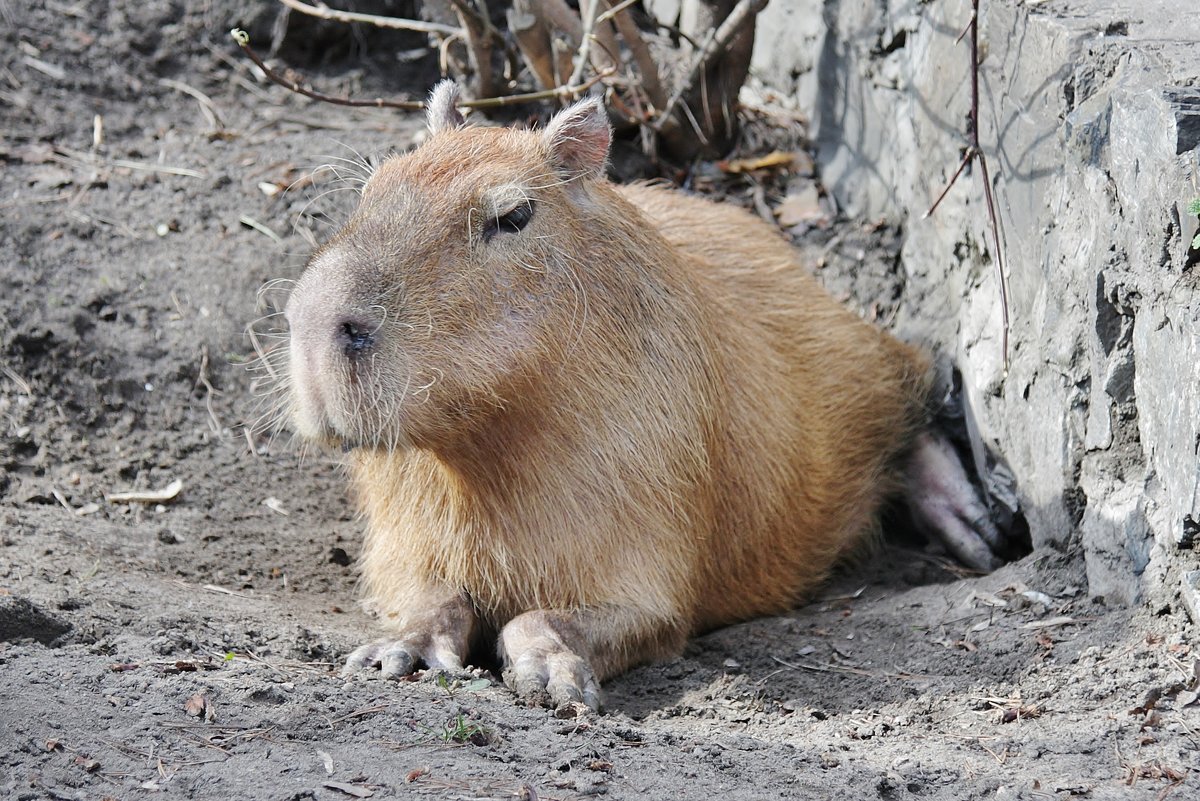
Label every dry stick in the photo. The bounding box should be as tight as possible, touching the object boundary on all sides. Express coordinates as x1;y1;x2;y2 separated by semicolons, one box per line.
922;0;1010;365
653;0;768;132
595;0;639;24
446;0;508;47
276;0;459;36
447;0;496;98
567;0;601;87
603;0;666;111
446;0;527;100
232;29;423;110
159;78;223;129
231;30;611;110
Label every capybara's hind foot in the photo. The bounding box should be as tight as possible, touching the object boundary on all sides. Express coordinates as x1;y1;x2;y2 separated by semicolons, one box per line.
905;432;1005;572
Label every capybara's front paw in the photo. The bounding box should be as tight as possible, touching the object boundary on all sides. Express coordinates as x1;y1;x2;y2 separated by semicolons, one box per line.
499;612;602;711
502;642;601;711
341;637;462;680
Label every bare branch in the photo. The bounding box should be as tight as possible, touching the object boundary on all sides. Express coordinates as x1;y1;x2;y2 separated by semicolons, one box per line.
653;0;768;132
603;0;666;111
458;69;613;108
922;148;973;219
276;0;460;36
921;1;1010;365
448;0;497;97
568;0;600;87
231;29;423;110
230;29;609;112
508;0;580;92
595;0;639;26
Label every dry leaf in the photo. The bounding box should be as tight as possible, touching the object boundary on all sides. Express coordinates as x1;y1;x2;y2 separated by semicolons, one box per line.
28;165;74;190
263;496;288;516
9;142;57;163
1130;688;1161;715
717;150;795;174
1177;657;1200;707
73;755;101;772
1000;704;1041;723
184;693;211;720
774;184;824;228
1020;590;1054;607
324;781;374;798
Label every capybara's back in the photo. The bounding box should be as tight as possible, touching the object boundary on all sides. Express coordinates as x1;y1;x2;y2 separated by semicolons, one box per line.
615;182;933;630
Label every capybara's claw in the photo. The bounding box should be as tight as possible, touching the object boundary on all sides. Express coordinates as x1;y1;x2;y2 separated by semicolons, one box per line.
342;640;413;678
341;638;462;679
500;612;603;712
504;647;602;712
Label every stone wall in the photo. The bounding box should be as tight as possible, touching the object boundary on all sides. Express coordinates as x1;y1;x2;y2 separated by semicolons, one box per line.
662;1;1200;606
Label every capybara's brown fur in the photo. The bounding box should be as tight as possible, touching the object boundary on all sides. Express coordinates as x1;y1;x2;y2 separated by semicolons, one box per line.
284;84;942;707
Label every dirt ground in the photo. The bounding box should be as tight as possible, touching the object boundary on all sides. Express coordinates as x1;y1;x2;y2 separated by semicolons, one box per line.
2;2;1198;799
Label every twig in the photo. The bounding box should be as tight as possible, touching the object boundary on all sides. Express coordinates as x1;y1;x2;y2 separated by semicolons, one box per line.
653;0;768;131
329;704;393;725
922;0;1010;365
770;655;934;681
232;29;423;110
448;0;498;98
239;214;284;244
54;145;202;178
159;78;223;130
603;0;666;110
195;346;223;435
594;0;638;26
200;583;271;600
1;364;32;394
447;0;507;48
276;0;459;36
459;69;613;108
567;0;600;87
232;29;610;111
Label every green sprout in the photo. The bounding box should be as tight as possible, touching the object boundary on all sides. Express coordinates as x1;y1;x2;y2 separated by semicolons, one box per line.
1189;198;1200;250
438;713;490;745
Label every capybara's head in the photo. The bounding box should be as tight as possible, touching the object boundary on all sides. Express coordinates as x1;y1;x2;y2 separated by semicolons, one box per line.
285;82;612;451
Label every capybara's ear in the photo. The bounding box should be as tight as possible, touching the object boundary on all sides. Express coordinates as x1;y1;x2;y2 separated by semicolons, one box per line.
427;80;466;134
541;95;611;178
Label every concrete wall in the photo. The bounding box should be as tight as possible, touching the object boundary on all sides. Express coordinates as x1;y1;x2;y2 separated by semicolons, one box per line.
665;1;1200;605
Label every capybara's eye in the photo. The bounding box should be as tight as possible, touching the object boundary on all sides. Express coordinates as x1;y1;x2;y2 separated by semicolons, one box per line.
483;200;535;242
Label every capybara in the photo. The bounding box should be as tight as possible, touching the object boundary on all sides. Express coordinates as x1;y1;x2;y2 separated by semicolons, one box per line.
281;81;1003;710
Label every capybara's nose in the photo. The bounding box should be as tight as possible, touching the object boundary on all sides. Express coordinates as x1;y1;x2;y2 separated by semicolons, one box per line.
336;316;377;358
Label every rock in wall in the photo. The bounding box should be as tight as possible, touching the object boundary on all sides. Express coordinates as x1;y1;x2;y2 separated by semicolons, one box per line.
669;0;1200;606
